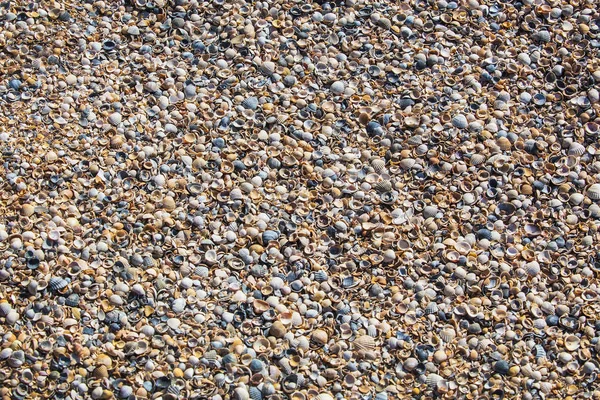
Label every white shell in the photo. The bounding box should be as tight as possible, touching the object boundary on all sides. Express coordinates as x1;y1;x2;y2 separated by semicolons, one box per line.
587;183;600;200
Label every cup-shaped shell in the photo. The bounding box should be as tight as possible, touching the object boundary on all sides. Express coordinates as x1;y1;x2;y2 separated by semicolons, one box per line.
564;335;580;351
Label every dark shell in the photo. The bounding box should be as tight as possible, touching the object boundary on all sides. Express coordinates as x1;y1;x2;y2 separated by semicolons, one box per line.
49;277;68;291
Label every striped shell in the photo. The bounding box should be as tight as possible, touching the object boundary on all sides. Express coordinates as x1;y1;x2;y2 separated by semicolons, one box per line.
65;294;80;307
470;153;486;165
533;344;546;359
371;158;386;173
222;353;237;365
249;387;263;400
399;158;416;170
425;302;439;314
568;142;586;156
242;96;259;110
341;276;356;288
439;327;456;342
313;270;328;282
49;277;68;291
203;350;218;362
587;183;600;200
353;335;376;352
366;325;378;337
167;385;180;395
426;373;445;388
377;17;392;29
373;179;393;193
315;394;334;400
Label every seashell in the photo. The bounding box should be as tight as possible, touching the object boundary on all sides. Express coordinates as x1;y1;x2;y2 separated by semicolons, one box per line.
314;394;334;400
470;153;486;165
426;373;445;388
451;114;468;129
371;159;386;173
49;277;68;291
311;329;328;346
564;335;580;351
259;61;276;76
439;327;456;342
249;387;263;400
243;97;259;110
534;344;547;359
586;184;600;200
353;335;377;353
313;270;328;282
568;142;586;156
373;179;393;193
399;158;416;170
425;302;439;314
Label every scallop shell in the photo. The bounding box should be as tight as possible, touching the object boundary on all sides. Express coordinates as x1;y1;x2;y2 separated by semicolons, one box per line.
373;179;393;193
425;302;439;314
65;294;80;307
439;327;456;342
470;153;486;165
353;335;376;352
426;373;445;388
525;261;541;276
49;277;68;291
568;142;586;156
399;158;416;170
249;387;263;400
371;159;386;173
586;183;600;200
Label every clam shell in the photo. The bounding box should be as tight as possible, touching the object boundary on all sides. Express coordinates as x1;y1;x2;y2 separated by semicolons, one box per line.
439;327;456;342
373;179;393;193
371;159;386;173
315;394;334;400
564;335;580;351
587;183;600;200
259;61;276;76
49;277;68;291
568;142;586;156
353;335;376;352
470;153;486;165
425;302;439;314
426;373;445;387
